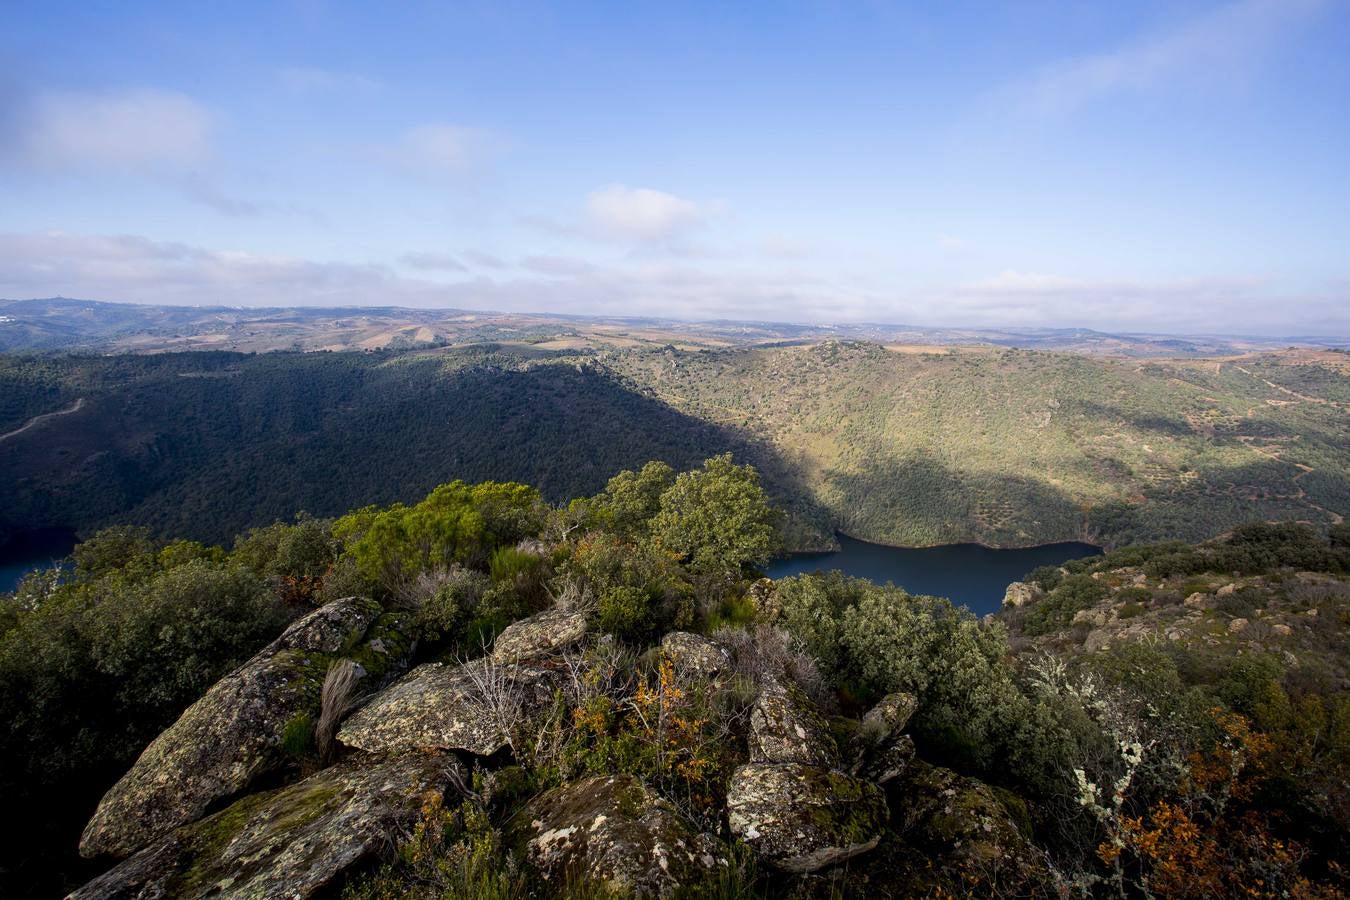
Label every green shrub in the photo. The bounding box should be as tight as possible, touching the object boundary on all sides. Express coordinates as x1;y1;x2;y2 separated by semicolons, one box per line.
598;585;655;642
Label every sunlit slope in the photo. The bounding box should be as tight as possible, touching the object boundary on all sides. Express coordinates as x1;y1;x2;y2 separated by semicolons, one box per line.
608;343;1349;547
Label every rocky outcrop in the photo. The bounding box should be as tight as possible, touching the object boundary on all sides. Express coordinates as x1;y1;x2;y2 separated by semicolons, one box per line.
1002;581;1043;608
489;604;588;664
849;692;918;784
72;751;457;900
661;631;732;680
80;597;402;859
748;674;837;767
726;763;887;873
337;657;565;757
510;775;723;897
745;577;781;621
883;759;1052;893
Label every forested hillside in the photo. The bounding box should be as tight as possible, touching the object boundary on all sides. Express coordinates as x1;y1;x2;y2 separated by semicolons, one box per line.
2;342;1347;553
610;342;1350;547
0;348;823;549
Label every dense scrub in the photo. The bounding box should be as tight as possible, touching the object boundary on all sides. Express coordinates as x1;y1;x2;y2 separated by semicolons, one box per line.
3;456;1347;897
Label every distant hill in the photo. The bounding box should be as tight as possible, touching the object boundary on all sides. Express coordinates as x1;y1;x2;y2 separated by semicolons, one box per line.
1;340;1345;551
3;297;1345;356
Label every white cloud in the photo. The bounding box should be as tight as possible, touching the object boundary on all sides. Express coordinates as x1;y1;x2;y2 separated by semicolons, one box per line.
21;88;212;170
585;184;703;242
1006;0;1328;115
966;270;1081;292
0;231;1343;337
399;251;467;272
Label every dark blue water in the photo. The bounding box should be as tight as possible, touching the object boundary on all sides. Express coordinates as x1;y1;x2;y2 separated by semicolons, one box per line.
766;533;1101;616
0;529;76;593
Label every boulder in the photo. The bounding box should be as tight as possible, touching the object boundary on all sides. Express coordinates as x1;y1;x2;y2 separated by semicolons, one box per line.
748;674;837;768
80;597;399;859
849;692;918;784
510;775;723;897
879;759;1052;894
1001;581;1042;608
859;692;917;741
661;632;733;680
72;751;457;900
337;657;565;757
1229;617;1249;633
1185;592;1211;609
490;604;588;664
1071;608;1109;627
1272;623;1293;636
726;763;887;873
745;577;781;621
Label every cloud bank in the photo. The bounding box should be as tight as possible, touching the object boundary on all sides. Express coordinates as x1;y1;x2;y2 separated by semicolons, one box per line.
1;231;1343;337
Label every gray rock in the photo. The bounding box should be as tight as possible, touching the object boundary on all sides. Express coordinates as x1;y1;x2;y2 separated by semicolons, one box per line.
726;763;887;873
1002;581;1043;608
745;577;780;622
80;597;390;859
337;657;565;757
748;674;837;767
661;632;733;680
860;692;917;741
1185;592;1212;609
1072;607;1110;626
885;759;1050;890
511;775;723;897
849;692;918;784
490;604;588;664
71;751;457;900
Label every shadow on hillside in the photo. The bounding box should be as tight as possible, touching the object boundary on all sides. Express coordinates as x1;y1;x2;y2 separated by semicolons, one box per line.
0;355;833;547
823;454;1086;547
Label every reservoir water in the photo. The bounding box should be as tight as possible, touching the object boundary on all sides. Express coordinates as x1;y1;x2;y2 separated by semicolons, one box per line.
0;529;77;593
766;533;1101;616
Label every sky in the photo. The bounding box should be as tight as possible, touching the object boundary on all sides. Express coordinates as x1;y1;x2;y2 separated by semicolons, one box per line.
1;0;1347;335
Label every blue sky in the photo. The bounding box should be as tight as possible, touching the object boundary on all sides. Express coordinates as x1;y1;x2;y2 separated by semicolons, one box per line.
1;0;1347;334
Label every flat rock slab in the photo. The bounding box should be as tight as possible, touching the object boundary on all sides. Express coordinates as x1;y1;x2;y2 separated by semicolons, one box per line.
660;632;733;680
727;762;887;874
511;775;723;897
490;604;588;664
748;674;837;767
72;751;457;900
80;597;386;859
338;657;565;757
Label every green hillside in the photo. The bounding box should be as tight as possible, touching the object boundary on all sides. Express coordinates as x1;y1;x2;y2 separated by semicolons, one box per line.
608;342;1350;547
2;343;1347;552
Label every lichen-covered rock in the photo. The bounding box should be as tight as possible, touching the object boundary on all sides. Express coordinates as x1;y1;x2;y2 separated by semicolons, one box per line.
337;657;565;757
848;692;919;783
746;577;781;621
860;692;917;741
510;775;723;897
882;759;1052;893
661;632;732;680
1002;581;1043;608
489;604;588;664
748;674;837;767
80;597;389;859
726;763;887;873
71;751;457;900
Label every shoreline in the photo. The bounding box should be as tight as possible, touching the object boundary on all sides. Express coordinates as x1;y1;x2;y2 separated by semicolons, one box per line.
785;530;1104;556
